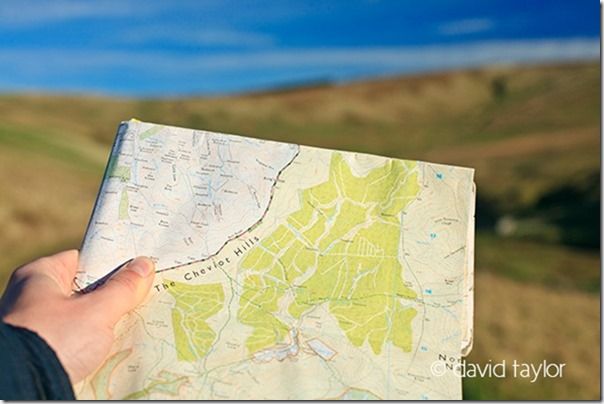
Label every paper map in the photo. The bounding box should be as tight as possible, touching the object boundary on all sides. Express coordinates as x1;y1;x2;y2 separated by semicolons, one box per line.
74;119;475;400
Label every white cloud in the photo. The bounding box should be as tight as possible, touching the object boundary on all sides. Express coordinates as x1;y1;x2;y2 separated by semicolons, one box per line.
0;0;317;28
0;38;595;71
0;0;159;26
121;27;274;47
438;18;494;36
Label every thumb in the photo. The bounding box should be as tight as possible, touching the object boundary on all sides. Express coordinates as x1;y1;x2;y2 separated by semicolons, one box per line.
84;257;155;327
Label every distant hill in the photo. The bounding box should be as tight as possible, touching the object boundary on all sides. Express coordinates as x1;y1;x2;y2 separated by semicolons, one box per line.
1;62;598;204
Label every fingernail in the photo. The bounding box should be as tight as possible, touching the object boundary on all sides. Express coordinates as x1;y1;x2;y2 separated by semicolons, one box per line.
127;257;154;277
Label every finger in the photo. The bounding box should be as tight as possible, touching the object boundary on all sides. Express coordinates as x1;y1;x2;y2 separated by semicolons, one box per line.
12;250;80;296
82;257;155;326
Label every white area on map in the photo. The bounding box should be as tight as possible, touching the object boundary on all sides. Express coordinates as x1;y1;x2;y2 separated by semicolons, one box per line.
76;120;299;287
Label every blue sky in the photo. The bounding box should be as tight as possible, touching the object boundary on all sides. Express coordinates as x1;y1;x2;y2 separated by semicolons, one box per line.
0;0;599;96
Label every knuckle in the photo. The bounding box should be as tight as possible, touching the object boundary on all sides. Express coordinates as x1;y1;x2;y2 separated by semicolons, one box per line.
12;265;29;279
12;264;36;283
15;256;52;278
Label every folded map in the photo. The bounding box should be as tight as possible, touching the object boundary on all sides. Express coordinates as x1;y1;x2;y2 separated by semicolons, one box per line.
74;119;475;400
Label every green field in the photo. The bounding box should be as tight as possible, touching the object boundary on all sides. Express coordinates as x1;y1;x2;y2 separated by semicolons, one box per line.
0;62;599;399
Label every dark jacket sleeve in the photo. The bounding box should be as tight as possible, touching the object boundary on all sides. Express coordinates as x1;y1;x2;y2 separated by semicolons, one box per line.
0;321;75;400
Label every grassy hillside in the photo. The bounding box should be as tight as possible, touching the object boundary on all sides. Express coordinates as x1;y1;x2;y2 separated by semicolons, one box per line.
0;61;599;399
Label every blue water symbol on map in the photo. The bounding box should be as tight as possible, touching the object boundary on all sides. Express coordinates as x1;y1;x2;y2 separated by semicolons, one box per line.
425;288;432;295
420;345;428;352
436;172;444;179
430;232;437;239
